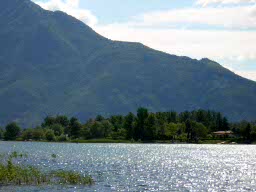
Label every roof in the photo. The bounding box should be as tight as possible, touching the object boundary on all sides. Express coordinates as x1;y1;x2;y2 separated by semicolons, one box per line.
213;131;233;135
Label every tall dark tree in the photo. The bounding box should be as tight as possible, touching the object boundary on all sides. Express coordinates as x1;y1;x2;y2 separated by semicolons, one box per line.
90;121;104;138
95;115;105;122
55;115;70;128
179;111;190;123
145;113;157;140
42;116;56;127
205;110;213;128
185;119;192;142
222;117;229;131
245;123;252;142
101;120;113;138
124;112;136;139
196;110;205;123
216;112;223;130
4;122;21;140
110;115;124;132
167;111;178;123
69;117;82;138
135;107;149;140
0;128;4;140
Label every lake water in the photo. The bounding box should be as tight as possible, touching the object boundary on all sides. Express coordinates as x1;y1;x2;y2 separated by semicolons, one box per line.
0;142;256;191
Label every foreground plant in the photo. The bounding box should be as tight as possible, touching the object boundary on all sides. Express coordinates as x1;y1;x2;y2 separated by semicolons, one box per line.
52;170;94;185
0;152;94;186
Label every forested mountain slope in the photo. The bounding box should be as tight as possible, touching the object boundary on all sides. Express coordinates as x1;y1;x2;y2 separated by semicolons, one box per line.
0;0;256;126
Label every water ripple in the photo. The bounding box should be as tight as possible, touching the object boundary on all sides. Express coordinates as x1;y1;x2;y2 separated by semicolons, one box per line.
0;142;256;191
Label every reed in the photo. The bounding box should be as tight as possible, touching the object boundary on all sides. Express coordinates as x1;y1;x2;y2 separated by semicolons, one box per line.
0;152;93;186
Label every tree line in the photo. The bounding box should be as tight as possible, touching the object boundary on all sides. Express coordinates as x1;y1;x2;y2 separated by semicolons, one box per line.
0;108;256;143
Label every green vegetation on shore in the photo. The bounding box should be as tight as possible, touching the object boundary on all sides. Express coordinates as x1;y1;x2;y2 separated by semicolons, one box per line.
0;152;94;186
1;108;256;144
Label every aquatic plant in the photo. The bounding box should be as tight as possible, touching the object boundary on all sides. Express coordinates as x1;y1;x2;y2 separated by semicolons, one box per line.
0;153;49;185
52;170;94;185
9;151;26;158
0;153;93;186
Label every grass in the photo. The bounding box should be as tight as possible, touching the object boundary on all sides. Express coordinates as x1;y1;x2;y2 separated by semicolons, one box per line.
200;140;224;144
0;152;94;186
71;139;133;143
12;138;245;144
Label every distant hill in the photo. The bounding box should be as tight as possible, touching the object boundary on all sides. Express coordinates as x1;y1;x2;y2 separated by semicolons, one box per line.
0;0;256;126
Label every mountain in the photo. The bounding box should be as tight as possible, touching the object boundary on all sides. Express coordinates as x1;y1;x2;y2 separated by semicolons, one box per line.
0;0;256;126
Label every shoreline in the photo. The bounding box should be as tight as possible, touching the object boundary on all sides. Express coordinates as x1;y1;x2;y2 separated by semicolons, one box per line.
0;139;252;145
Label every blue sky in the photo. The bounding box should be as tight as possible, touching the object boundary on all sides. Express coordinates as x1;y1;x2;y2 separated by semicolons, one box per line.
34;0;256;81
77;0;193;24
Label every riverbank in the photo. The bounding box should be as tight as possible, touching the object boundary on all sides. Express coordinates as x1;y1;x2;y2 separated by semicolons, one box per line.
2;138;250;144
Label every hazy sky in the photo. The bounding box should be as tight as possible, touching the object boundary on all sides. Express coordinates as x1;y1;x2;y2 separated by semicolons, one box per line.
33;0;256;81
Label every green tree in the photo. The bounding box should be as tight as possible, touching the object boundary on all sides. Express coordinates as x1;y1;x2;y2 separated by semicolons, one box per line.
95;115;105;122
179;111;190;122
216;112;223;130
32;128;45;141
111;128;127;140
110;115;124;132
222;117;229;131
55;115;70;128
69;117;82;138
165;123;179;141
4;122;21;141
21;129;33;141
42;116;56;127
193;122;208;142
117;128;127;140
185;119;192;142
101;120;113;138
0;128;4;140
45;129;55;141
244;123;252;142
49;124;64;136
169;111;178;123
81;124;91;139
196;110;205;123
135;107;149;140
250;125;256;141
90;121;104;138
124;112;135;139
145;113;157;140
176;123;186;136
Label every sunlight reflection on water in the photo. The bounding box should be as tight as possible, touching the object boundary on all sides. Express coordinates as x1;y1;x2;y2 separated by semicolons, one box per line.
0;142;256;191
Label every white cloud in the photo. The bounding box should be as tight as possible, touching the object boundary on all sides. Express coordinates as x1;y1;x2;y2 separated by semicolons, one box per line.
95;25;256;60
34;0;98;27
33;0;256;81
94;4;256;81
226;67;256;81
233;70;256;81
133;6;256;30
197;0;256;6
95;24;256;80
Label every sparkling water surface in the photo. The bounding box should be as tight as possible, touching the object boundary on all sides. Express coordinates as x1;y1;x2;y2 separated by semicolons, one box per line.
0;142;256;191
